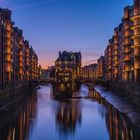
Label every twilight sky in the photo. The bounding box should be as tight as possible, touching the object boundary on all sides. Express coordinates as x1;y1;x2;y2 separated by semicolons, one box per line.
0;0;133;68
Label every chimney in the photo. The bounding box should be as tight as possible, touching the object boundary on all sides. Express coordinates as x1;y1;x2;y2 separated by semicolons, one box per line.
59;51;61;57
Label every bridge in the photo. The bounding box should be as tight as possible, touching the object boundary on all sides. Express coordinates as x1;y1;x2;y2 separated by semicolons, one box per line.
38;78;55;84
72;81;95;99
37;78;95;99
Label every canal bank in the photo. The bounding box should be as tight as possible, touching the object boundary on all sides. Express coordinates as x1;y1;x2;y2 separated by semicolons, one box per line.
0;84;139;140
109;82;140;107
0;80;39;109
95;80;140;107
94;85;140;137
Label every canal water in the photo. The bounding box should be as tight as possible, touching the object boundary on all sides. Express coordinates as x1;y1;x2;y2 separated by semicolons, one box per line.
0;84;137;140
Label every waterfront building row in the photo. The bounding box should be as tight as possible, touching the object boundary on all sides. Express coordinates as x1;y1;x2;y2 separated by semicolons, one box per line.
82;0;140;84
104;0;140;83
0;8;40;88
82;64;98;80
82;56;105;80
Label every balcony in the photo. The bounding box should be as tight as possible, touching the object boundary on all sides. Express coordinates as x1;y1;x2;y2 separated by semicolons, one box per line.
6;24;11;31
134;48;140;56
114;51;118;56
19;62;23;67
19;69;23;74
114;62;118;67
19;51;23;56
124;14;130;20
124;23;130;30
124;65;131;72
7;33;11;39
26;71;29;75
125;30;131;38
5;64;11;72
124;39;131;46
133;31;140;37
4;47;11;53
115;68;118;73
133;19;140;25
19;40;23;45
131;34;140;39
7;41;11;47
114;45;117;50
124;47;131;53
131;44;140;48
134;63;140;69
19;57;23;61
131;24;140;30
114;55;118;60
114;41;118;45
131;14;140;20
124;54;131;61
109;65;112;69
5;55;11;62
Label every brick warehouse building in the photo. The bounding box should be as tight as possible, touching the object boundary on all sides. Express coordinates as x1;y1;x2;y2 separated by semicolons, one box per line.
87;0;140;84
55;51;81;93
0;8;39;89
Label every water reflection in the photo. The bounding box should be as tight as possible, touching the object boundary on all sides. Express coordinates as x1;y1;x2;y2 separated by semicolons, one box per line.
0;93;37;140
55;100;81;136
106;103;134;140
90;90;137;140
0;85;139;140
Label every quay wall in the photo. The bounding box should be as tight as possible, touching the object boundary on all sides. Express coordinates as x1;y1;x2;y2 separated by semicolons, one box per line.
0;81;38;108
95;79;140;107
109;81;140;107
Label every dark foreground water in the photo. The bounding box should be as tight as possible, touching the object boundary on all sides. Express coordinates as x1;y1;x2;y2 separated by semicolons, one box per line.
0;84;137;140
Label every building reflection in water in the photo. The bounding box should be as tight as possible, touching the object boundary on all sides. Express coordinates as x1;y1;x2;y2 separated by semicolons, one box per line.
0;92;37;140
55;100;81;136
90;90;137;140
0;85;139;140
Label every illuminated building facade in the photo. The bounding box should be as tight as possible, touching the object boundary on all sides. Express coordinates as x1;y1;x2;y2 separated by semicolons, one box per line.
0;8;12;88
24;40;30;80
90;64;98;79
104;39;113;80
123;6;134;81
131;0;140;83
55;51;81;92
101;0;140;83
117;23;125;81
29;47;38;80
97;56;105;79
0;8;39;89
38;65;43;79
82;64;97;80
82;65;90;79
113;25;123;81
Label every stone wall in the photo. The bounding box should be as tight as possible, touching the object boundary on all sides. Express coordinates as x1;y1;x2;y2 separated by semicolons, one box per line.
109;81;140;107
